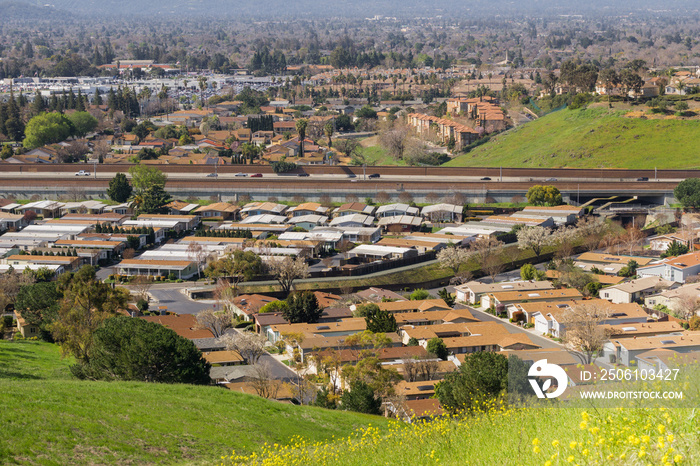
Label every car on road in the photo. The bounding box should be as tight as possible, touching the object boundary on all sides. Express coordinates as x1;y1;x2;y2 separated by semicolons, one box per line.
298;173;310;177
480;177;491;181
75;170;90;176
206;173;218;177
545;177;557;182
250;173;263;178
347;174;357;178
637;177;649;181
234;172;248;177
368;173;380;179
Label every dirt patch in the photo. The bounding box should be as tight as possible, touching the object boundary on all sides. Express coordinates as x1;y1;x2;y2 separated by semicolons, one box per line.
360;135;379;147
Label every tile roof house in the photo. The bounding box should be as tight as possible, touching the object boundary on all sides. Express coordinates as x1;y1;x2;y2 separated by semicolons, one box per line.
637;252;700;283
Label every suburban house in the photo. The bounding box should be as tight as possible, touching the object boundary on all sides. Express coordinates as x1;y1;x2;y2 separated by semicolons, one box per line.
229;294;279;321
455;280;555;305
348;244;418;262
481;288;583;310
636;349;700;372
603;332;700;366
376;203;420;218
600;276;677;304
14;310;39;337
648;232;695;252
286;215;328;231
334;202;376;217
287;202;329;217
116;258;199;279
376;215;423;233
329;214;375;228
193;203;240;220
421;204;463;222
240;202;288;218
644;282;700;315
531;300;649;338
376;299;452;314
637;252;700;283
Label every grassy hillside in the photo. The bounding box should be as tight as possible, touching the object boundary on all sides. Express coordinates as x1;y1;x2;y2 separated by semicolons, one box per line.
0;340;387;465
445;107;700;169
227;402;700;465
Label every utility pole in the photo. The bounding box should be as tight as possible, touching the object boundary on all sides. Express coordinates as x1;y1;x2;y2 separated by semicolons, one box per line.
500;166;502;182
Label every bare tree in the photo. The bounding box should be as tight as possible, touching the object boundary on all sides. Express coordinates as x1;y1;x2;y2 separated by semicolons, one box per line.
319;194;332;206
93;139;111;161
195;308;234;338
426;192;441;204
0;272;35;313
64;186;87;202
218;331;268;364
559;302;612;364
398;191;414;204
376;191;391;203
266;256;309;295
516;226;553;259
122;248;136;259
482;251;505;283
416;358;440;381
345;193;359;203
130;275;153;302
674;295;700;320
379;122;411;160
186;241;208;279
250;362;281;399
577;217;608;251
622;226;645;255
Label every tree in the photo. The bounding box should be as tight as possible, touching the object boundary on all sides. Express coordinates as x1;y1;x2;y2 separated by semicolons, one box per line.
295;119;307;156
130;275;153;302
517;226;552;258
526;185;562;206
599;68;620;106
266;256;309;296
341;381;382;415
249;362;281;399
409;289;431;300
437;245;472;274
559;302;613;364
437;288;455;307
335;138;361;160
619;69;644;100
218;331;267;364
140;185;172;214
674;178;700;209
426;337;448;360
67;111;98;138
0;271;35;314
661;241;690;259
364;306;397;333
323;121;334;148
379;123;410;160
195;308;234;338
520;263;545;281
51;266;128;363
107;173;132;203
72;316;211;384
16;281;61;338
204;250;263;294
284;291;322;324
23;112;75;149
435;351;509;413
128;165;167;195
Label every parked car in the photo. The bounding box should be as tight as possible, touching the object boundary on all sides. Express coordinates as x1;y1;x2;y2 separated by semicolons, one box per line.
298;173;310;177
206;173;218;177
368;173;380;179
75;170;90;176
234;172;248;177
250;173;263;178
480;177;491;181
637;177;649;181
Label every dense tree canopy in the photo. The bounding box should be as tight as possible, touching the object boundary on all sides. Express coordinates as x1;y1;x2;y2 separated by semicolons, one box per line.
107;173;132;203
74;316;211;384
526;185;562;206
674;178;700;209
284;291;322;324
67;111;98;138
22;112;75;149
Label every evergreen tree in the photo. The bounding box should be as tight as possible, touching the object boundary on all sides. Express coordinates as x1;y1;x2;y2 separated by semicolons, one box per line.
94;88;103;106
31;91;45;116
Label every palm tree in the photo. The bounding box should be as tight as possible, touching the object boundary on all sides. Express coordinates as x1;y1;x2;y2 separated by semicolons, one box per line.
295;119;308;157
323;121;334;148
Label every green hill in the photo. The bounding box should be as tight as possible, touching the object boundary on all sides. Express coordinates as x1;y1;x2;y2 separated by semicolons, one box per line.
445;107;700;169
0;340;387;465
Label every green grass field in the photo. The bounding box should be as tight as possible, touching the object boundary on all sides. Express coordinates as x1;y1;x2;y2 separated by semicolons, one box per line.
0;340;387;465
445;107;700;169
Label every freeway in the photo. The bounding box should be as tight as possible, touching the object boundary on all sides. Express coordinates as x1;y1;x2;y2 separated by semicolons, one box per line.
0;163;692;182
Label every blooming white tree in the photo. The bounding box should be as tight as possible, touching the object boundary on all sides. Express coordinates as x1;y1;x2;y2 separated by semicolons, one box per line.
516;226;553;258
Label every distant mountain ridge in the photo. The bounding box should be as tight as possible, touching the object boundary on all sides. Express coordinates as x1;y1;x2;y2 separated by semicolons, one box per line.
5;0;700;18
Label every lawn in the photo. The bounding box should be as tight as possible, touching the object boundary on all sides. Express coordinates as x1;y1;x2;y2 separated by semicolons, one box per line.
0;340;388;465
445;107;700;169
